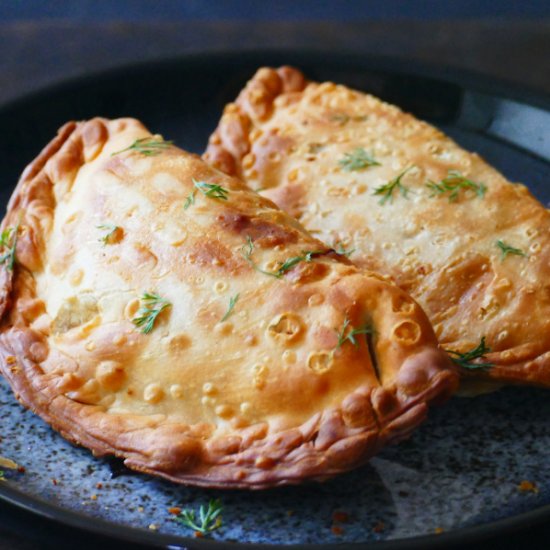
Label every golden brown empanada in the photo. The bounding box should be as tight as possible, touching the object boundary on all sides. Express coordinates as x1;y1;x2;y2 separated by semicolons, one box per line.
0;117;456;488
205;66;550;388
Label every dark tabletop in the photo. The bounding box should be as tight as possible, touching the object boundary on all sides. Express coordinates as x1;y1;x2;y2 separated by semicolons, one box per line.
0;16;549;550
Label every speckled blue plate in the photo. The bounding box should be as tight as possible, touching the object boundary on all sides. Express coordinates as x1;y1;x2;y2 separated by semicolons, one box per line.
0;51;549;549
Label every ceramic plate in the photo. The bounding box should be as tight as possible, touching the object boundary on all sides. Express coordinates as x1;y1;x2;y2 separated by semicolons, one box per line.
0;51;549;549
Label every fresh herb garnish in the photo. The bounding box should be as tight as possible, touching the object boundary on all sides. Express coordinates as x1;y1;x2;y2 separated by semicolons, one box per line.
132;292;171;334
447;337;494;370
334;243;355;258
496;240;527;261
241;237;324;279
112;137;173;157
0;224;19;270
338;148;380;172
336;317;375;350
174;499;223;535
0;470;4;481
275;250;325;276
241;236;280;278
426;170;487;202
184;179;229;210
373;167;413;205
97;224;119;246
220;293;240;322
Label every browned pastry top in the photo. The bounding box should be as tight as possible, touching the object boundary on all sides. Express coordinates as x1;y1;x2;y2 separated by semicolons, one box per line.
204;66;550;388
0;117;456;488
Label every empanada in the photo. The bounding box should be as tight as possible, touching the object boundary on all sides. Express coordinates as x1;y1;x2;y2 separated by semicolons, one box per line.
205;66;550;387
0;118;456;488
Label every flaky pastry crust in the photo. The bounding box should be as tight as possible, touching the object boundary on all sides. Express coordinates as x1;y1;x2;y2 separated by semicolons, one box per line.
0;118;456;488
204;66;550;387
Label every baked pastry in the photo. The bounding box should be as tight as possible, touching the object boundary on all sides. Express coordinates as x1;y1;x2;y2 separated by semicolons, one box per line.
204;66;550;388
0;117;456;488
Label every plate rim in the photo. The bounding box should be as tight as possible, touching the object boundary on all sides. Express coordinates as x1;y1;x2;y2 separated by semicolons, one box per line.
0;48;549;549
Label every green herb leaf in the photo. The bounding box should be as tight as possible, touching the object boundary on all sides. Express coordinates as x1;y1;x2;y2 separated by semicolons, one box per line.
132;292;171;334
447;337;494;370
194;179;229;200
336;317;375;350
184;179;229;210
112;137;173;157
241;236;281;278
174;499;223;535
0;470;4;481
373;167;413;205
275;250;325;276
338;148;380;172
426;170;487;202
496;240;527;261
334;243;355;258
220;293;240;322
97;224;119;246
0;223;19;270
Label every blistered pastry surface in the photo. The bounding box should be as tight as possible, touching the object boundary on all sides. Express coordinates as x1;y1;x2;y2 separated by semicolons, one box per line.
205;66;550;387
0;117;456;488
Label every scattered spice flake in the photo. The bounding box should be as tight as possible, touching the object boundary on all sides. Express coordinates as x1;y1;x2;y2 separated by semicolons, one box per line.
331;526;344;536
194;532;204;539
373;521;385;533
518;480;539;494
286;510;294;517
332;511;350;523
434;527;444;534
168;507;182;515
96;482;103;489
90;494;98;501
148;523;158;531
51;478;58;486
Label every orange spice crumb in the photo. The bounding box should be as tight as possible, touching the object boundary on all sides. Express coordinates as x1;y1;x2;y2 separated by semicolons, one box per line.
373;521;385;533
518;480;539;493
331;526;344;536
51;478;58;486
332;511;350;523
194;531;204;538
434;527;444;534
168;507;182;515
90;494;97;501
96;482;103;489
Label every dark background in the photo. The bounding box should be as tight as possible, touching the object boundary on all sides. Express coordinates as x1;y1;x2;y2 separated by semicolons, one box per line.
1;1;549;549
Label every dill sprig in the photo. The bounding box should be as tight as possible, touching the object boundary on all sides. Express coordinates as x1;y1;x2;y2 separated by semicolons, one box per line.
339;148;380;172
174;499;223;535
184;179;229;210
112;137;173;157
132;292;171;334
336;317;375;350
373;167;413;205
276;250;325;276
334;243;355;258
447;337;494;370
0;224;19;270
97;224;119;246
496;240;527;261
241;236;281;278
241;237;325;278
220;293;239;322
426;170;487;202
